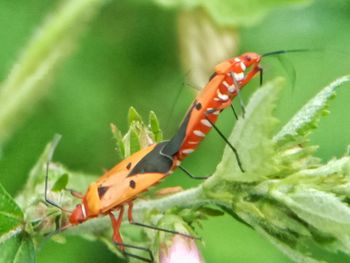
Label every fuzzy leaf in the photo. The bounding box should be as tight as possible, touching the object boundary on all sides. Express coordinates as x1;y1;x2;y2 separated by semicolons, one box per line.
0;184;23;239
110;123;125;159
274;75;350;144
128;106;143;125
149;111;163;142
272;188;350;236
0;233;35;263
51;174;69;192
129;126;141;155
208;78;283;183
153;0;312;27
256;226;323;263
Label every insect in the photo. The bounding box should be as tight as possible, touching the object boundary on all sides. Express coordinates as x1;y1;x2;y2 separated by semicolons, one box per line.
45;49;306;262
163;49;307;174
45;135;196;262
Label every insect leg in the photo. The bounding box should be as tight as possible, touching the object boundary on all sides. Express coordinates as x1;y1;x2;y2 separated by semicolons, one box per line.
110;208;154;263
177;165;209;179
63;188;84;199
44;134;72;212
204;116;245;173
230;103;239;120
230;72;246;117
127;202;200;240
259;67;264;86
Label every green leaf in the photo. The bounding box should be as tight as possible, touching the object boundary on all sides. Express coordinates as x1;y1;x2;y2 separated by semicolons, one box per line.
272;188;350;237
274;75;350;144
129;126;141;155
256;226;323;263
0;184;23;238
110;123;125;159
128;106;143;125
207;78;283;183
0;233;35;263
51;174;69;192
149;111;163;142
153;0;312;27
202;0;312;27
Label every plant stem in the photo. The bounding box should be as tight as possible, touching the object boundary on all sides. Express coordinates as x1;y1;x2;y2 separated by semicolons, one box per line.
0;0;108;146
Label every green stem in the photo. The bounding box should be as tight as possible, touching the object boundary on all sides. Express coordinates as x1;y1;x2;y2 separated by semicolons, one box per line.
66;185;212;236
0;0;108;146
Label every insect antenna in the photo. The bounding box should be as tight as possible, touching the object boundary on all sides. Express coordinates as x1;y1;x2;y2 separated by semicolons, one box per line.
260;48;311;89
261;48;310;58
44;134;72;213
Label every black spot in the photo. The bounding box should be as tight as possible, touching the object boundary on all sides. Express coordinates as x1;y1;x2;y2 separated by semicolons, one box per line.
126;162;132;170
195;102;202;110
98;186;108;198
129;180;136;189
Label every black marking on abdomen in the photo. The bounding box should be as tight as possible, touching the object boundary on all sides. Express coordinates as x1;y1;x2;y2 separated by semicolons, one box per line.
98;186;109;198
161;102;195;157
128;142;173;177
129;180;136;189
126;162;132;170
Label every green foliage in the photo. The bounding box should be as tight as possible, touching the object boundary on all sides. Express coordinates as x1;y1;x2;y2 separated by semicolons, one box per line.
51;174;69;192
111;107;165;159
0;0;108;147
0;233;35;263
274;75;350;144
1;76;350;263
0;1;349;263
149;111;163;143
0;184;35;263
153;0;312;27
0;184;23;237
203;76;350;262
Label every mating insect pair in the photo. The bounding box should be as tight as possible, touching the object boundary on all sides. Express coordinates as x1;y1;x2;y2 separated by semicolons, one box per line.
45;49;305;262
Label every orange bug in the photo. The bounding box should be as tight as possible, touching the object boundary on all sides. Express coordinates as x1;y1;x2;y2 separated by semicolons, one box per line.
45;49;306;261
163;49;307;174
45;136;196;262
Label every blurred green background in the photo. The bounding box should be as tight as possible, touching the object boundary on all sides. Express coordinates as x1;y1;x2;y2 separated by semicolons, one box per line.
1;0;350;262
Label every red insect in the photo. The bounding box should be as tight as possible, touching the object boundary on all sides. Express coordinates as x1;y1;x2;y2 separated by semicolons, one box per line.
163;49;306;174
45;49;305;261
45;137;194;262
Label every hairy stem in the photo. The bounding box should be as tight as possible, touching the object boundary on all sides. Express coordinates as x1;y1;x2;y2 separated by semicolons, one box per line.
0;0;108;146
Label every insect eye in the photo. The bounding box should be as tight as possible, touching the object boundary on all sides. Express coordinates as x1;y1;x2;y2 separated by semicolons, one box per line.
244;55;252;62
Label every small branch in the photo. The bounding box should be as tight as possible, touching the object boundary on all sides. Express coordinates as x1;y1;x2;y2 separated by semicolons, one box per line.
0;0;108;146
66;185;215;236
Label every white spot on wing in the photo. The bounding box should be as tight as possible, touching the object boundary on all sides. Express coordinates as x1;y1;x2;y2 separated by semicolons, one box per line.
233;72;244;81
201;119;212;127
222;81;235;93
217;90;229;101
240;62;246;71
234;58;241;62
182;149;194;154
193;130;205;137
